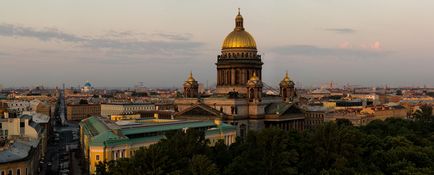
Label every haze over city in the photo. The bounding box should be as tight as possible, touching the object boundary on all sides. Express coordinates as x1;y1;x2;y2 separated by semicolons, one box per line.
2;1;434;175
1;0;434;88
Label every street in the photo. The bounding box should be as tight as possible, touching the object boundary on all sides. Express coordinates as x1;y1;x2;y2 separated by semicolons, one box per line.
39;89;84;175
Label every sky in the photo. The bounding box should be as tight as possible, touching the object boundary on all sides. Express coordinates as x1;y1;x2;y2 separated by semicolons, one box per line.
1;0;434;88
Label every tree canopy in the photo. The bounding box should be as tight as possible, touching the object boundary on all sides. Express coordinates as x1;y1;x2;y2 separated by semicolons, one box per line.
96;117;434;175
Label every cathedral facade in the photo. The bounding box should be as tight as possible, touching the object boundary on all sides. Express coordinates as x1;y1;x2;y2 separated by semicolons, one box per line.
175;10;304;137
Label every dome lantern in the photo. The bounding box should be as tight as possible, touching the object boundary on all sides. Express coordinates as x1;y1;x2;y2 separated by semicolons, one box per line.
235;8;244;31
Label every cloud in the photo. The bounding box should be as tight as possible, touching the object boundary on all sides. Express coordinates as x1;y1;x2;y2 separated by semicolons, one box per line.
360;41;383;50
153;33;193;41
324;28;356;34
271;45;388;58
338;41;351;49
0;23;204;58
370;41;381;50
0;23;83;42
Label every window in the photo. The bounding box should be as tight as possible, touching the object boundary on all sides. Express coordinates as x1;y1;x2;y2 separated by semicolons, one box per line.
20;122;25;128
96;155;100;161
1;170;4;175
7;170;11;175
16;169;20;175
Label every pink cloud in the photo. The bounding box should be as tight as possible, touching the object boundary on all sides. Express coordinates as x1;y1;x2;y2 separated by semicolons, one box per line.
370;41;382;50
338;41;351;49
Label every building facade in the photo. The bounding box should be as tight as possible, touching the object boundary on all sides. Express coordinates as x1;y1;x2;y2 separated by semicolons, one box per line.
0;115;44;175
79;116;236;174
66;104;101;121
100;103;156;116
174;10;302;136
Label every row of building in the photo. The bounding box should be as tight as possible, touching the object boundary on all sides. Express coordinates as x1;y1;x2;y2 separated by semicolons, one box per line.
66;103;172;121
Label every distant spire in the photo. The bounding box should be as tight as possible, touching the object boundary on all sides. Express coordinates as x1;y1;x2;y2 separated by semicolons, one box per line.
238;8;240;15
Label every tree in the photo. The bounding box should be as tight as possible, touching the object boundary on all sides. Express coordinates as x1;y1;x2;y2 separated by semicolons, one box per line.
224;127;298;175
133;145;169;175
189;155;218;175
335;119;353;127
413;105;433;122
396;89;403;96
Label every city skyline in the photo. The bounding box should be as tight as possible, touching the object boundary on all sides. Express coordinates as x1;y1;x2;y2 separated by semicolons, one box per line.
1;0;434;88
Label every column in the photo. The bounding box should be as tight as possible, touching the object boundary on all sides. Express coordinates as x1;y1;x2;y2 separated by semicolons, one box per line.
231;69;235;85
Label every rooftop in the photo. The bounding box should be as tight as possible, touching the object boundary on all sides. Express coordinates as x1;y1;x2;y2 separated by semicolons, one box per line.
80;116;235;147
0;138;39;163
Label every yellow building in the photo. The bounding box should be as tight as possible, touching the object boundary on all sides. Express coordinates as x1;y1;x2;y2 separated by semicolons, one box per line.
0;115;44;175
110;114;141;121
79;116;236;174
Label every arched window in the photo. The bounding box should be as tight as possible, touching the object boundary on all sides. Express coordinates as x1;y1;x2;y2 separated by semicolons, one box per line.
249;88;255;102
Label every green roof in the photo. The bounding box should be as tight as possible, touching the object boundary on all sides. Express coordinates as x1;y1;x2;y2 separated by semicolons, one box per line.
121;121;217;135
90;131;123;146
80;116;111;136
81;116;236;147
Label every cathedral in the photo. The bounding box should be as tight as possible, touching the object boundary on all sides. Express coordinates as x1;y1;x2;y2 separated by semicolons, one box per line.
175;10;304;137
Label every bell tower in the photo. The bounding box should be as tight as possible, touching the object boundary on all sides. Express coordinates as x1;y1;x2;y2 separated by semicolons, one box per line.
279;71;295;102
183;71;199;98
247;72;263;103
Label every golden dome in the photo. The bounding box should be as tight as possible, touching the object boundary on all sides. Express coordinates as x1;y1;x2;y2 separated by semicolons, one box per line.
280;71;295;87
186;71;196;82
222;31;256;49
247;72;263;87
222;9;257;49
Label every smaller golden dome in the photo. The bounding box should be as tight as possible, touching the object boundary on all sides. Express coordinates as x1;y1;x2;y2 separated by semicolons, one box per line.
247;72;263;87
186;71;196;82
280;71;294;87
250;72;259;81
283;71;290;82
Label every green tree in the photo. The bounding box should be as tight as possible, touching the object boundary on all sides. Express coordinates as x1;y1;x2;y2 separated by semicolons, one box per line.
413;105;433;122
225;127;298;175
133;145;169;175
189;155;218;175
